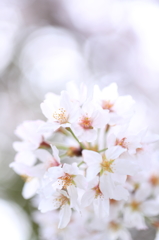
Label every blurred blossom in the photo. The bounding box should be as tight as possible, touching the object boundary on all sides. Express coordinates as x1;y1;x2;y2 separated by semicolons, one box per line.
0;199;32;240
60;0;125;34
19;27;90;94
0;3;22;73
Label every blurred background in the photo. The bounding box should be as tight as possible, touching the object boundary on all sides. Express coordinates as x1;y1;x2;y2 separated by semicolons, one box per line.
0;0;159;239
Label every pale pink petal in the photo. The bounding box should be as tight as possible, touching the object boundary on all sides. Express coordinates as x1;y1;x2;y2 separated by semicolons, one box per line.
78;129;97;142
102;83;118;101
63;163;79;175
38;197;59;213
22;178;39;199
107;133;116;148
92;109;109;128
112;173;126;184
93;197;109;219
13;141;37;151
142;200;159;216
58;204;71;229
74;175;87;189
112;185;129;201
115;158;139;176
142;131;159;144
29;163;45;177
87;176;100;188
14;151;36;166
10;162;32;175
40;101;54;120
99;174;115;199
114;95;135;115
106;146;126;160
60;91;71;113
35;149;52;163
82;150;102;166
87;163;101;180
38;121;60;132
67;185;79;211
46;166;64;181
51;145;60;164
134;183;152;202
81;190;95;207
124;208;147;230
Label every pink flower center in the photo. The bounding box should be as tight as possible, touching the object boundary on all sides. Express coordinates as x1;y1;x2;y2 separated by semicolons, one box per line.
102;100;114;112
92;185;103;198
79;115;93;129
115;137;128;149
47;158;60;169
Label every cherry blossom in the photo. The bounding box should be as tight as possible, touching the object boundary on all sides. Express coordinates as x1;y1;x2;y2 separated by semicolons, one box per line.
11;81;159;238
40;91;80;132
72;101;109;142
93;83;135;125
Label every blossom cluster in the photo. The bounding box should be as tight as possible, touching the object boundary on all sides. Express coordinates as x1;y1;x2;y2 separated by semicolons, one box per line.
11;82;159;240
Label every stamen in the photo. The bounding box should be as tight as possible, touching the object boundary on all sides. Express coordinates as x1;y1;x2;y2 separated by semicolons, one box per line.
101;159;114;173
58;173;74;189
55;194;69;207
53;108;68;124
20;175;33;182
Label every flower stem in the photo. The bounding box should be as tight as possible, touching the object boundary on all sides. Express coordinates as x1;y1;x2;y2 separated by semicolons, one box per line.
78;161;84;167
60;153;67;158
56;145;69;150
66;127;85;149
98;148;108;153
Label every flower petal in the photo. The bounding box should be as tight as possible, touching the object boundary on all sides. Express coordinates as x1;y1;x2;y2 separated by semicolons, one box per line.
67;185;79;211
82;150;102;166
93;197;109;219
87;163;101;180
115;158;139;176
35;149;52;163
106;146;126;160
22;178;39;199
99;174;115;199
74;175;87;189
58;204;71;229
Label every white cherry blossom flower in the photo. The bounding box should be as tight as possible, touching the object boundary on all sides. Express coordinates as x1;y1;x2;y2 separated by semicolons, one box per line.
83;146;139;200
66;81;88;106
93;83;135;125
105;220;132;240
13;120;51;152
10;146;61;199
40;91;79;132
123;184;159;230
107;124;142;155
39;189;72;229
72;101;109;142
45;163;87;210
81;176;109;219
